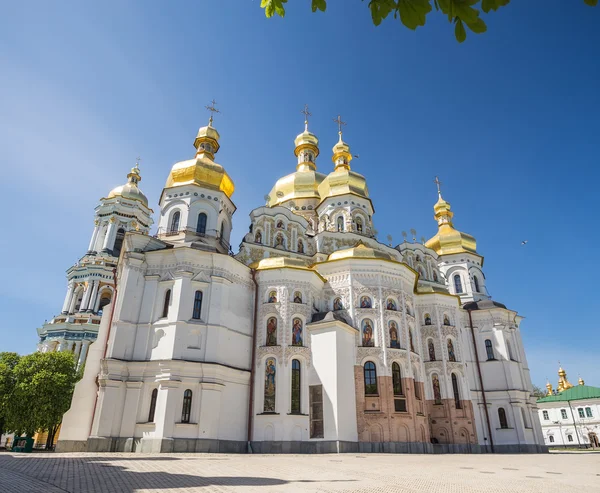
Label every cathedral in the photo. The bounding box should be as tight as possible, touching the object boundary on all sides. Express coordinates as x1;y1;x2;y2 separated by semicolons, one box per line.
53;108;546;454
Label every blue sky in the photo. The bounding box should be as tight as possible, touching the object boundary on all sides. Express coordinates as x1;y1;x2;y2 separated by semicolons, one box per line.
1;1;598;388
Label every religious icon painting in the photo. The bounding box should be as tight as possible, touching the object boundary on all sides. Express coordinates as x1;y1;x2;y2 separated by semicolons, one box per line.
447;339;456;362
293;291;303;304
432;374;442;405
389;320;400;349
292;318;303;346
333;297;343;311
266;317;277;346
443;314;451;326
424;314;432;325
386;298;397;311
268;291;277;303
409;329;415;353
264;358;276;412
362;319;374;347
360;296;372;309
255;231;262;244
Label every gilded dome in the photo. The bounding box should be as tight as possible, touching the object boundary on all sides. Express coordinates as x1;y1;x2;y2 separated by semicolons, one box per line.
106;164;149;206
425;194;478;256
318;133;369;202
327;241;394;262
164;121;234;199
251;256;311;270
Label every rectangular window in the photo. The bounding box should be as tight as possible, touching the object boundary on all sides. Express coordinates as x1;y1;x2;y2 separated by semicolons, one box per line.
542;410;549;420
586;407;593;418
394;398;407;413
309;385;324;439
561;409;568;420
578;408;585;419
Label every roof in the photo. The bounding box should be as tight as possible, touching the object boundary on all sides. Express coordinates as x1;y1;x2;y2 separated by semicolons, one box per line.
537;385;600;403
463;300;507;311
310;311;350;325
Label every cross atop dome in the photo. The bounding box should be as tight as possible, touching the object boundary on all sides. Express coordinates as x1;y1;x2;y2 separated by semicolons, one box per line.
301;104;311;131
205;99;220;126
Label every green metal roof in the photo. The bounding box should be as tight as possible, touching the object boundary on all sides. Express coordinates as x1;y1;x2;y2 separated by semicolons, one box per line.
537;384;600;403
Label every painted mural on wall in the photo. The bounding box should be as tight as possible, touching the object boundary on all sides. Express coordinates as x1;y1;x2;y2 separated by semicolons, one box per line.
266;317;278;346
447;339;456;362
264;358;276;412
386;298;397;311
268;291;277;303
292;318;303;346
389;320;400;348
293;291;302;304
360;296;372;308
333;297;343;311
432;374;442;405
362;319;374;347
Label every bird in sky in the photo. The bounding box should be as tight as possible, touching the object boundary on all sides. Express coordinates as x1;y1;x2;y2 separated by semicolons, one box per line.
521;240;528;246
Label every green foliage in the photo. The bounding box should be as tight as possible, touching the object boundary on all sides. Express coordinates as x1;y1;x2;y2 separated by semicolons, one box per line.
4;352;79;436
531;384;547;398
261;0;596;43
0;353;21;433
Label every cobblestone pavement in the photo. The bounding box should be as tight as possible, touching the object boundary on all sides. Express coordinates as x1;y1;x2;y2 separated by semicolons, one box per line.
0;451;599;493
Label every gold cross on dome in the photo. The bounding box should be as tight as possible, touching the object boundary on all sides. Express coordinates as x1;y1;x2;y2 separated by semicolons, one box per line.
434;176;442;196
301;104;311;129
333;114;346;134
135;156;141;166
205;99;220;125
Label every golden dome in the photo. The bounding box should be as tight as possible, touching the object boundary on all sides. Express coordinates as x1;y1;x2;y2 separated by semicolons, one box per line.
327;241;394;262
164;121;234;199
251;256;311;270
106;164;149;206
578;376;585;386
425;193;478;256
318;132;369;202
267;120;325;207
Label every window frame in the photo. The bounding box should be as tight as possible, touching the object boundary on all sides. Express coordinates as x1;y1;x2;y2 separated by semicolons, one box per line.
451;373;462;409
148;388;158;422
485;339;495;360
561;409;568;420
192;290;203;320
542;410;549;420
453;274;463;294
162;289;171;318
181;389;193;424
291;359;301;414
196;212;207;234
169;210;181;233
585;407;593;418
498;407;509;429
363;361;378;396
578;408;585;419
392;362;403;396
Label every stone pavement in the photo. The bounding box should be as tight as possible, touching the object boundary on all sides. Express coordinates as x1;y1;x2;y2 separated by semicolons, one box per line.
0;451;598;493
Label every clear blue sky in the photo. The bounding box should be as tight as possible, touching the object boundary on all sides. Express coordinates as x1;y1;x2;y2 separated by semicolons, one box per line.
1;1;598;388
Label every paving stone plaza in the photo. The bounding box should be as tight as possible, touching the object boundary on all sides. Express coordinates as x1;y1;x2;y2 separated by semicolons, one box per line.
0;452;598;493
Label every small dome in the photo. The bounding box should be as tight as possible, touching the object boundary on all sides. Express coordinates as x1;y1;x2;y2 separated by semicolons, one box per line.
425;194;477;256
106;164;148;206
165;156;234;198
267;169;326;207
327;241;393;262
251;256;311;270
294;128;319;149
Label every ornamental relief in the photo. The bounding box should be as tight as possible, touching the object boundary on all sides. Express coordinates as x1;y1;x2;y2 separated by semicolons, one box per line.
446;362;464;376
256;345;284;367
410;352;422;365
441;326;459;339
284;345;311;366
356;346;383;366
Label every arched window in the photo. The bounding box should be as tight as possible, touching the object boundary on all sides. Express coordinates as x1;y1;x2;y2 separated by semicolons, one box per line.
148;388;158;422
181;389;192;423
507;341;515;361
74;289;84;312
337;216;344;232
266;317;277;346
433;271;439;282
297;239;304;254
427;340;436;361
498;407;508;429
485;339;495;360
392;362;403;395
409;329;415;353
291;359;301;414
196;213;207;234
452;373;462;409
567;434;573;442
424;313;432;325
169;211;180;233
192;291;202;320
355;216;363;233
432;374;442;404
454;274;463;294
549;435;555;443
162;289;171;318
473;275;480;293
219;222;225;240
98;292;112;314
264;358;276;412
447;339;456;362
255;230;262;244
113;228;125;257
364;362;378;395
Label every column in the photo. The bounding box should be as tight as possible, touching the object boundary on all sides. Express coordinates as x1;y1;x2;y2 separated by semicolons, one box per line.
87;281;100;312
80;282;94;312
73;341;82;361
102;220;117;252
77;341;90;369
87;222;101;253
61;282;75;314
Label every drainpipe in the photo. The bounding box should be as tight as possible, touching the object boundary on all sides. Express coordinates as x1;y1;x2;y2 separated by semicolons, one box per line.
88;267;118;437
247;269;259;453
466;307;495;453
568;402;583;449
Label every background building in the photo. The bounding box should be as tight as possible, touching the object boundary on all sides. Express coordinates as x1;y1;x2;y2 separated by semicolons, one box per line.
537;368;600;448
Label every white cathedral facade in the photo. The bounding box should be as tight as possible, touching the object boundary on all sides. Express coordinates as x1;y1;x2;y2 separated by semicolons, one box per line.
54;113;546;454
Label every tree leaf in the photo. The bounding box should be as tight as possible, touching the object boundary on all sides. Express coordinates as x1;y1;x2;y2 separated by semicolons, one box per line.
261;0;287;18
455;17;466;42
465;16;486;33
368;0;396;26
312;0;327;13
584;0;597;5
397;0;433;30
481;0;510;13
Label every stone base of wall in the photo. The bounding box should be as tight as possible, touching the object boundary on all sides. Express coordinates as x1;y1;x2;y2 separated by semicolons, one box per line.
56;438;548;455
